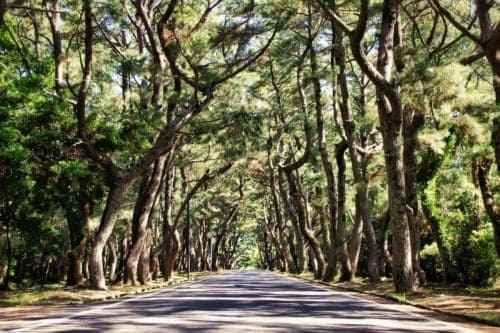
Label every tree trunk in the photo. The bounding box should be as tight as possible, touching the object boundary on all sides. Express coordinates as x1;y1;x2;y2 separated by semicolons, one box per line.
263;205;286;271
161;155;176;279
279;170;305;273
306;10;339;282
316;0;417;292
378;96;416;290
267;147;297;274
334;142;353;282
403;105;426;285
47;0;64;94
211;207;238;271
332;21;378;282
138;229;152;284
165;228;180;279
89;181;128;290
484;22;500;171
0;219;12;290
107;239;118;282
126;155;166;285
375;0;415;292
285;170;325;279
377;211;393;277
0;0;6;26
66;177;91;286
475;158;500;257
67;238;87;287
347;79;369;280
494;117;500;175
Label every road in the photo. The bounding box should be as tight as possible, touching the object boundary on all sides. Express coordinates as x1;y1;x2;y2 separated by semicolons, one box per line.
2;270;488;332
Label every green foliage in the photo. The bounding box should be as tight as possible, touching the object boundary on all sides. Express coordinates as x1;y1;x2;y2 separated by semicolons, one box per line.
0;0;498;292
234;236;261;269
467;225;499;286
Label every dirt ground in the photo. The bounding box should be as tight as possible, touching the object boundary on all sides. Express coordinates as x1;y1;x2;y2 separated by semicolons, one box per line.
332;279;499;325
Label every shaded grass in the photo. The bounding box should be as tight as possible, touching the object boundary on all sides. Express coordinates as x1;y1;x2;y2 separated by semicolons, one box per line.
306;275;500;326
281;271;499;326
0;272;214;308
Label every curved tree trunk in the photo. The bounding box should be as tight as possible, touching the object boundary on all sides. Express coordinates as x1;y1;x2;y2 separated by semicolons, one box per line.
475;158;500;257
138;229;153;284
334;142;353;282
377;211;393;276
89;181;128;290
267;147;297;274
126;155;166;285
165;228;180;279
285;170;325;279
331;19;378;282
315;0;417;293
107;239;118;282
279;170;306;273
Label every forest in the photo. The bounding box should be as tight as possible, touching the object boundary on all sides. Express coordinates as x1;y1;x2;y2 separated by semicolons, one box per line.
0;0;498;295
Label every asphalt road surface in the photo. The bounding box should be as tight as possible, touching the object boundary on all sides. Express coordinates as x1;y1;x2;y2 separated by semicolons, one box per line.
3;270;487;332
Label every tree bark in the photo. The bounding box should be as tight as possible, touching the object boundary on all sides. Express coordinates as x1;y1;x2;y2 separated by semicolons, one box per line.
0;218;12;290
107;239;118;282
89;181;128;290
212;207;239;271
334;141;353;281
475;158;500;257
377;211;393;276
138;229;153;284
126;155;166;285
332;20;378;282
46;0;63;94
285;170;326;279
66;177;90;286
314;0;417;290
0;0;6;26
279;170;306;273
305;4;339;282
403;104;426;285
375;0;416;292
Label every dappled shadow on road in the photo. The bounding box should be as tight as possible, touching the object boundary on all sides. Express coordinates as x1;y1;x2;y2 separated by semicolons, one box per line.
8;271;469;332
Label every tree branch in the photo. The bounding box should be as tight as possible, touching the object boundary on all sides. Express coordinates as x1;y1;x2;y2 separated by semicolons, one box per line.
134;0;165;69
212;25;279;88
429;0;484;46
172;162;233;228
314;0;354;35
76;0;117;175
460;50;486;65
6;4;68;13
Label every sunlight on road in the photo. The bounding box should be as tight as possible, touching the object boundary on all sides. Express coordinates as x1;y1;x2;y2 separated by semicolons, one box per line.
4;271;480;333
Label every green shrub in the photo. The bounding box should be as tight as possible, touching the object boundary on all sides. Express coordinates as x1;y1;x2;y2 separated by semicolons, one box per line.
467;225;499;286
420;242;444;282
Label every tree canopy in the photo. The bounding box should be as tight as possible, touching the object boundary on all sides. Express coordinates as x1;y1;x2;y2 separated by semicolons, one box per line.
0;0;498;292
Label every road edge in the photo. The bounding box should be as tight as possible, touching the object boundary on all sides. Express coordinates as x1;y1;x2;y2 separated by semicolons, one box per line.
274;271;500;331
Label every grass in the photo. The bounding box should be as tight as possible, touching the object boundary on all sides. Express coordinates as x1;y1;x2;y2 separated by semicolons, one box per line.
0;272;206;307
282;271;499;326
310;275;500;327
